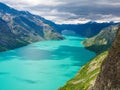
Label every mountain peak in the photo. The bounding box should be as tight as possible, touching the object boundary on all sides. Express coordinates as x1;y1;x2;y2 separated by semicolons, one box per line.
0;2;7;6
0;2;11;10
0;2;17;14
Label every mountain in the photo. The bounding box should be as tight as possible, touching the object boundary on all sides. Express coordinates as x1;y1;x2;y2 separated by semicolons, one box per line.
93;25;120;90
82;25;118;54
0;2;64;52
59;25;120;90
57;22;118;37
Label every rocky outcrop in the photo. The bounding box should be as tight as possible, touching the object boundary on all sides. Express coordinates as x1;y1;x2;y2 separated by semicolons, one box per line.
0;2;64;52
93;25;120;90
82;25;118;54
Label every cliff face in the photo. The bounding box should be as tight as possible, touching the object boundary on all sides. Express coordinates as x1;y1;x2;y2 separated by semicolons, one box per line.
82;25;118;54
93;25;120;90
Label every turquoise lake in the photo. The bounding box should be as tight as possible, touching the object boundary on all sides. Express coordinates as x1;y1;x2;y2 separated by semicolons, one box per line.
0;35;95;90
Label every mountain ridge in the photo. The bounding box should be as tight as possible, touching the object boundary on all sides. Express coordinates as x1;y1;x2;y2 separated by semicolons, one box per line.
0;2;64;52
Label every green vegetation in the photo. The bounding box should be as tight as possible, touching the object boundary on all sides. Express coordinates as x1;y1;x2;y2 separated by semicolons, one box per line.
82;25;118;54
59;51;108;90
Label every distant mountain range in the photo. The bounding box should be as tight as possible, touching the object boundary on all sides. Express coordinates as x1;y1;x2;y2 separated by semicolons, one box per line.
57;22;118;37
0;2;119;52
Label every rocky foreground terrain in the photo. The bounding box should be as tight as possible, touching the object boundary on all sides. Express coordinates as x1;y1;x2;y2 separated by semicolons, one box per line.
93;25;120;90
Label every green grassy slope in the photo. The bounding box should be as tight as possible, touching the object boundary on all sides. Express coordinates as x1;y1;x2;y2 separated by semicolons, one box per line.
59;51;108;90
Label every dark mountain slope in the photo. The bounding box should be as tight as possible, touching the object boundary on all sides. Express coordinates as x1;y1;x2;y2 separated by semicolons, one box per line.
0;2;63;52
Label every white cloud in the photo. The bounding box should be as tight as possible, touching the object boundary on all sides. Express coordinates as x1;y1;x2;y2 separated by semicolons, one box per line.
0;0;62;11
55;18;91;24
96;16;120;23
0;0;120;24
0;0;66;8
96;1;120;7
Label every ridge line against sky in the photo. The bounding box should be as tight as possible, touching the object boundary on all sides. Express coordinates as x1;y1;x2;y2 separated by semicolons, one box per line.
0;0;120;24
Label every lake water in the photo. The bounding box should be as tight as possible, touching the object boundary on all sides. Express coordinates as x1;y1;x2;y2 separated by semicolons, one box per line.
0;35;95;90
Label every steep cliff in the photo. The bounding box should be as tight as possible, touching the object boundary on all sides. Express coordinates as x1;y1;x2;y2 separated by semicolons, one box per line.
82;25;118;54
93;25;120;90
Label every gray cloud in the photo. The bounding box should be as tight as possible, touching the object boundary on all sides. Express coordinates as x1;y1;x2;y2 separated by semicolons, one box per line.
0;0;120;24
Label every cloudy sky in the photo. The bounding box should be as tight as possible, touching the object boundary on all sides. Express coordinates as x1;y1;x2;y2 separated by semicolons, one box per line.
0;0;120;24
